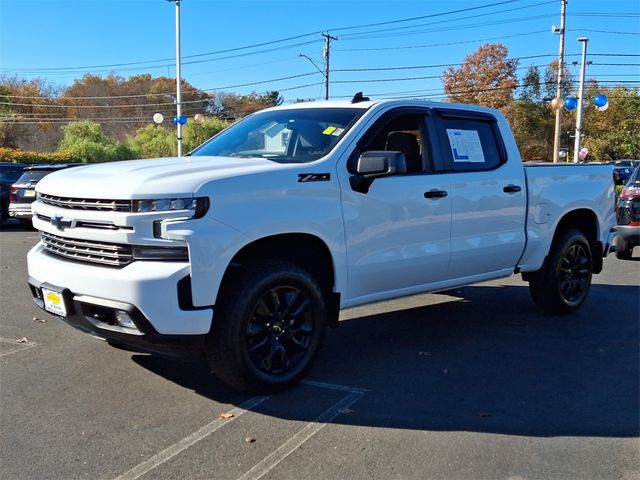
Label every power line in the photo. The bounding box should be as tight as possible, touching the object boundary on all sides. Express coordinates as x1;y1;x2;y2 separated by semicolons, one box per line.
329;0;526;32
334;30;548;52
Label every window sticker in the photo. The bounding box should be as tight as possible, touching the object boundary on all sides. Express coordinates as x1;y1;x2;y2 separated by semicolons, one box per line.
322;126;344;136
446;129;485;163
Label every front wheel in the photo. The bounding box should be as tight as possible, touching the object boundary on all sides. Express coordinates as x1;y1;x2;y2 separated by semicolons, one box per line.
528;229;593;314
207;261;327;393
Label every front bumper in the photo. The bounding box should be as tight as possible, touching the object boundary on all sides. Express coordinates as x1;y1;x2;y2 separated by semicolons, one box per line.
28;243;214;343
28;278;207;358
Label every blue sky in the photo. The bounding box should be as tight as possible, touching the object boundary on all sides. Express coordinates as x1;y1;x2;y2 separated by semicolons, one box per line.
1;0;638;103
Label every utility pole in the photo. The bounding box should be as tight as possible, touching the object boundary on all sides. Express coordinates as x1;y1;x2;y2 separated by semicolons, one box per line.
573;37;589;164
168;0;183;157
322;33;337;100
552;0;568;163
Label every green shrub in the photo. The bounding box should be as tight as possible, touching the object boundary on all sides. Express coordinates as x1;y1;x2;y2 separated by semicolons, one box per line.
0;147;76;164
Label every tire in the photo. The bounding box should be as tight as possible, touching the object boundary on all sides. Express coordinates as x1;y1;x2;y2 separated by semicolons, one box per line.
207;260;327;393
615;237;633;260
528;229;593;314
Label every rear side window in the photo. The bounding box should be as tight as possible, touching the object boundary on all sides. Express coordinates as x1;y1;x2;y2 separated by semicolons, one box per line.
436;114;505;172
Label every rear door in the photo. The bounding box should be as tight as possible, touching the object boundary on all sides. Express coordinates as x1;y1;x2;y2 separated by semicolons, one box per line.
432;108;527;279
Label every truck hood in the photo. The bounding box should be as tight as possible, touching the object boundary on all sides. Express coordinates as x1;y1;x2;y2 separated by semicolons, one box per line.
35;156;282;199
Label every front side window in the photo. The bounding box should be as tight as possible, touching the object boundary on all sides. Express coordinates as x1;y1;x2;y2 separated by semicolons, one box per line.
190;108;365;163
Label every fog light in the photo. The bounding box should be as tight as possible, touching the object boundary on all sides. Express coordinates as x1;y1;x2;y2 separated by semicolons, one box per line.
115;310;136;329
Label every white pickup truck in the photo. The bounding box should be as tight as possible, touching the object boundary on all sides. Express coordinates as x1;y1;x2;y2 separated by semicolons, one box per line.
27;96;616;392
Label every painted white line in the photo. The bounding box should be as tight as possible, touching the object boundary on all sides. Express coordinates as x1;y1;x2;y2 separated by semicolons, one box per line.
114;395;269;480
0;337;38;358
236;390;366;480
301;379;369;394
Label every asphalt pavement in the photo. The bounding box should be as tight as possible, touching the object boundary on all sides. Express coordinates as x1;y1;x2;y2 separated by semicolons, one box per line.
1;224;638;480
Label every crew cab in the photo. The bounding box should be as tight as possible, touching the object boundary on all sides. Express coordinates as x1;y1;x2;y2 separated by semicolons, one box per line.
27;97;616;392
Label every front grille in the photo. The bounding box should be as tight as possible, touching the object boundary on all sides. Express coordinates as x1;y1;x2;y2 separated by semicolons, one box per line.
41;232;133;268
39;194;132;212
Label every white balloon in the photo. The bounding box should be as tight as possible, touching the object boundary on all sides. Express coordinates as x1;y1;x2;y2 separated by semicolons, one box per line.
153;113;164;124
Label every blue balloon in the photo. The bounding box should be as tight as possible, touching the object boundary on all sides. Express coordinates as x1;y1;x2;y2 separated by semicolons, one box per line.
177;115;188;125
593;94;608;108
171;117;179;126
564;96;578;111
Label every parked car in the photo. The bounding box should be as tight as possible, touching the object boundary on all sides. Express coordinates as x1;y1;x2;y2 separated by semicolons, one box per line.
0;163;30;225
9;164;82;228
27;98;616;392
612;160;636;185
616;165;640;259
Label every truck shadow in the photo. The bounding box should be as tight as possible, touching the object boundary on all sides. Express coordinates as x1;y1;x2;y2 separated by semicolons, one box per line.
133;283;639;438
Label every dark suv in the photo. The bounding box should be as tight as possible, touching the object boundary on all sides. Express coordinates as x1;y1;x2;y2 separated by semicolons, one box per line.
9;164;82;228
1;163;30;226
616;165;640;260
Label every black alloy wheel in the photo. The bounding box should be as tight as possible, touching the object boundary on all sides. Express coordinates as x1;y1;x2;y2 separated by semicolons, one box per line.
557;243;591;306
246;286;315;375
208;260;327;392
528;228;593;314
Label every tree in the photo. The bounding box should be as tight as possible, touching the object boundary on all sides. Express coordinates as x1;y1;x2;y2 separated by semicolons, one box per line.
442;43;518;111
0;76;62;151
213;90;283;119
60;73;211;141
59;121;137;162
581;86;640;160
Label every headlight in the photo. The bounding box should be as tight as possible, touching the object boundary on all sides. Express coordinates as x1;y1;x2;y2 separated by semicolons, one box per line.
132;197;209;218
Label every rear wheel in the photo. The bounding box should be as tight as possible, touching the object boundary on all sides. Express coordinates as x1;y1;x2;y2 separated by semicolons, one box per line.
207;260;327;393
615;237;633;260
528;229;593;314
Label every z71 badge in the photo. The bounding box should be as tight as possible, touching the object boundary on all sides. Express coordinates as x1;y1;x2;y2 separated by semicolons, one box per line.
298;173;330;183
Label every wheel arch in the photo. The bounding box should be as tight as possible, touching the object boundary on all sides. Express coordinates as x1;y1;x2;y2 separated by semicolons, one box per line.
552;208;602;273
217;233;340;327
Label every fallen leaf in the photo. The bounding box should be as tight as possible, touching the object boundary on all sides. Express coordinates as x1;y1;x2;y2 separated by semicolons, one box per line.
219;412;234;419
244;436;256;444
17;337;29;344
32;317;47;323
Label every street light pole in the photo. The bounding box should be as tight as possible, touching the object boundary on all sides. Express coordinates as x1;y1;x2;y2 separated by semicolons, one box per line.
573;37;589;164
168;0;183;157
322;33;337;101
552;0;567;163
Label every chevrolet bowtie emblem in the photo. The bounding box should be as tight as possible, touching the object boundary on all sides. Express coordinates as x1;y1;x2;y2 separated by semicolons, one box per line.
50;215;76;230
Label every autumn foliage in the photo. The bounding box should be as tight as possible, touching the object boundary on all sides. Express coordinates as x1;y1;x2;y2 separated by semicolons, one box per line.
442;43;519;111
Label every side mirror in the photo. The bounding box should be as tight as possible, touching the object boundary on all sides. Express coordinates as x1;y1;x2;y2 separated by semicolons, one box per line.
356;151;406;178
350;151;406;194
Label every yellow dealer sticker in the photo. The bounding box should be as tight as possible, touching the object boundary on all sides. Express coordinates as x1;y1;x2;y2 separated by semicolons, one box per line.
322;126;337;135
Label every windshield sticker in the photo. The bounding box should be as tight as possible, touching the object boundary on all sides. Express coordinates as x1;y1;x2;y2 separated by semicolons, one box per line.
446;129;485;163
322;126;337;135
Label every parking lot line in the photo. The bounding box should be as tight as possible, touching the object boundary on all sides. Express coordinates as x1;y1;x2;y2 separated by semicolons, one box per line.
236;390;366;480
0;337;37;358
114;395;269;480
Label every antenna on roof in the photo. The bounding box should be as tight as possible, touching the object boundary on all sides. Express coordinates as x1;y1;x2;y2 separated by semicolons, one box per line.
351;92;370;104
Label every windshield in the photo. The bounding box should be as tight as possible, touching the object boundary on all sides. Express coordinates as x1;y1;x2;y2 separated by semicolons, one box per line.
190;107;365;163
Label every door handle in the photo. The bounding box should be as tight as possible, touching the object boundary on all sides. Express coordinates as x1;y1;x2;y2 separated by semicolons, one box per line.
424;190;448;199
503;184;522;193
